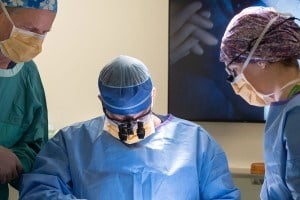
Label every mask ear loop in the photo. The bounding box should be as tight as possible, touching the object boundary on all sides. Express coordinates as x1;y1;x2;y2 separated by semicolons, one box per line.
241;15;280;73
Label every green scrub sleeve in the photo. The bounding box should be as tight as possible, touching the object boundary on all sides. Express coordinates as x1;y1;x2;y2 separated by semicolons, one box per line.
11;106;48;173
11;63;48;174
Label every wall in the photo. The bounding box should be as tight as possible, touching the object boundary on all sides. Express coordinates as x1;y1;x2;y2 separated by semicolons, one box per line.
34;0;168;130
32;0;264;198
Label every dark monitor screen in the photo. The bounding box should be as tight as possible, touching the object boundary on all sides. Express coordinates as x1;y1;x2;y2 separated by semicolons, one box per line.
168;0;299;122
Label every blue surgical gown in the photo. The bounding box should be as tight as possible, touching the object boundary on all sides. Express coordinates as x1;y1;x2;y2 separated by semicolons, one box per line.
20;115;240;200
261;93;300;199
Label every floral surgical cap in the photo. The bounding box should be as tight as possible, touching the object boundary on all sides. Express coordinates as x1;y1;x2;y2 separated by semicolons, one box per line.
2;0;57;12
220;6;300;64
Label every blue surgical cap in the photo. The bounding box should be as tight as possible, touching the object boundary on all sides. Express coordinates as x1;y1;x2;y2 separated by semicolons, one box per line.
98;55;153;115
2;0;57;12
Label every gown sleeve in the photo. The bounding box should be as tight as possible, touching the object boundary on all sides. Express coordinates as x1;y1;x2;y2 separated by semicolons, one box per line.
198;132;241;199
283;106;300;199
19;132;82;200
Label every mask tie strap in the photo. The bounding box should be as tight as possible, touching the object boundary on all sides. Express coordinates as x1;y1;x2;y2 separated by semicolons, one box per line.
0;1;45;39
0;1;15;26
278;78;300;98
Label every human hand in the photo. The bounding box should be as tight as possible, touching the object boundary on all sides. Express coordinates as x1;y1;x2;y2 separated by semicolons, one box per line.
0;146;23;184
169;1;218;65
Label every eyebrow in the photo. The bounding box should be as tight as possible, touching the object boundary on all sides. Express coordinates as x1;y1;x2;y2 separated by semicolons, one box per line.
25;26;50;34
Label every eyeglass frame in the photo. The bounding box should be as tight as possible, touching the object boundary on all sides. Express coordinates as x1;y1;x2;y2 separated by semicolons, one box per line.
103;107;152;125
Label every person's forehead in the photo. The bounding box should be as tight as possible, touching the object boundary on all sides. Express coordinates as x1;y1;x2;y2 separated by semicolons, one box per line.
10;8;56;30
2;0;57;13
9;6;55;16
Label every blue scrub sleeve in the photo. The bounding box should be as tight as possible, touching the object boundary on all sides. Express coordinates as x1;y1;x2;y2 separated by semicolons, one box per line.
283;107;300;198
19;133;79;200
198;135;240;199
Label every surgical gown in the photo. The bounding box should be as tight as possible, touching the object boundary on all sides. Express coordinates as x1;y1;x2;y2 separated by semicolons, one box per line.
261;93;300;199
0;61;48;200
20;115;240;200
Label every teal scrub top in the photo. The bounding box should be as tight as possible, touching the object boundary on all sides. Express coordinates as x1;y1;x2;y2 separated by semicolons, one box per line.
0;61;48;200
20;115;240;200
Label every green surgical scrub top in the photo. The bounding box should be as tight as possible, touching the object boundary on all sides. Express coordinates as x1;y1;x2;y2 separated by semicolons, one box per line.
0;61;48;200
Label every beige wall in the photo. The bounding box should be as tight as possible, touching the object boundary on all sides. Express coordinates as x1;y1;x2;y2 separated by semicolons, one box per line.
35;0;168;130
34;0;263;171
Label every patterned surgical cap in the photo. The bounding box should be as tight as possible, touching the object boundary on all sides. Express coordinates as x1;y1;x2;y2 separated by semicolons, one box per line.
2;0;57;12
220;6;300;64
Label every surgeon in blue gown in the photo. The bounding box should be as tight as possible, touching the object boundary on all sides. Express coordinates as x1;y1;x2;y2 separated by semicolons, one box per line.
20;55;240;199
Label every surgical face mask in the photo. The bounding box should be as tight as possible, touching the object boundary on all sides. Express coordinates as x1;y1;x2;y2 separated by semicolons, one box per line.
0;3;45;63
231;73;268;107
232;73;300;107
103;111;155;144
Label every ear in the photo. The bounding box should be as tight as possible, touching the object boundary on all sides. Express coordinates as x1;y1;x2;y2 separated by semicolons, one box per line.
257;61;268;69
152;87;156;100
98;94;102;102
151;87;156;107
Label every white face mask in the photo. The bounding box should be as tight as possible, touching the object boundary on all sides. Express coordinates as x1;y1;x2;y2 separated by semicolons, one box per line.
103;112;155;144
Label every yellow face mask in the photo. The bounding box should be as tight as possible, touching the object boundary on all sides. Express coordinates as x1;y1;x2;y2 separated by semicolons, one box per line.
232;73;300;107
103;113;155;144
0;3;44;63
231;73;271;107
